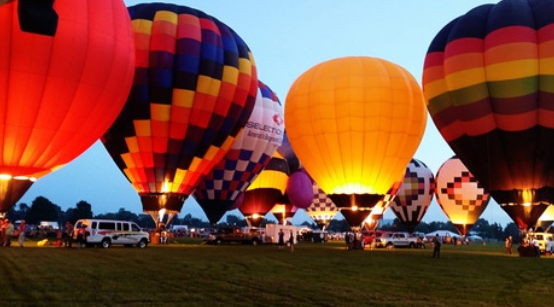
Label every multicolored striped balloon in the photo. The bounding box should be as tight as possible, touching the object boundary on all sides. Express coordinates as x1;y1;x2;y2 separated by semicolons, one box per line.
389;159;435;234
423;0;554;230
194;80;284;224
435;156;490;235
102;3;257;222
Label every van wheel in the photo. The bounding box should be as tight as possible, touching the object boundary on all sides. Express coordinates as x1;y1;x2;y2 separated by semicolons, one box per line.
138;239;148;249
101;238;111;249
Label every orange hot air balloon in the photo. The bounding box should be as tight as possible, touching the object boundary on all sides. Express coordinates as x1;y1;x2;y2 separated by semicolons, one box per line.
0;0;134;214
285;56;427;228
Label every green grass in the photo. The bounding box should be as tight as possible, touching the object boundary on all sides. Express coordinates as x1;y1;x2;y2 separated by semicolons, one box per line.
1;239;553;307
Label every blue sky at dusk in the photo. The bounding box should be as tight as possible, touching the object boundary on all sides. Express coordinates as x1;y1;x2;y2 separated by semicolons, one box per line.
17;0;514;226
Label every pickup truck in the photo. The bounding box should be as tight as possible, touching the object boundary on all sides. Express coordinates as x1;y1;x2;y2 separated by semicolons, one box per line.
385;232;425;249
204;226;262;245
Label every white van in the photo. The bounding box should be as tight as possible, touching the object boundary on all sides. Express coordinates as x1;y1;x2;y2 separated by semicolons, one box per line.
527;232;553;254
73;219;150;248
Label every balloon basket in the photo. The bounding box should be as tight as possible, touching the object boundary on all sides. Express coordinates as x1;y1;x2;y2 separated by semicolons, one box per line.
150;232;160;245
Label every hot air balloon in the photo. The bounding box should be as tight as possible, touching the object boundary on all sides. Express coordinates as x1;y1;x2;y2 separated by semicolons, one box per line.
194;80;284;224
364;181;402;231
271;169;313;224
305;183;339;230
536;205;554;231
270;202;297;225
101;3;258;224
423;0;554;230
237;152;289;227
285;56;427;229
277;132;301;173
389;159;435;233
435;156;490;236
0;0;134;215
286;169;314;210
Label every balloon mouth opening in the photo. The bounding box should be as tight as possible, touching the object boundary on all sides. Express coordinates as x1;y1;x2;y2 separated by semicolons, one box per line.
0;174;37;182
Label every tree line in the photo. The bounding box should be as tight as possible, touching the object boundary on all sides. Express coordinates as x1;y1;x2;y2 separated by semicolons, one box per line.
4;196;523;241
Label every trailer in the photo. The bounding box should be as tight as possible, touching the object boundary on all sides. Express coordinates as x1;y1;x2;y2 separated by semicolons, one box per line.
264;223;298;245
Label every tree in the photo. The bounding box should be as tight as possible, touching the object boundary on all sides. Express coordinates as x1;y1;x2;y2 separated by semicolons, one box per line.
224;214;247;227
26;196;60;225
65;201;93;224
95;208;139;222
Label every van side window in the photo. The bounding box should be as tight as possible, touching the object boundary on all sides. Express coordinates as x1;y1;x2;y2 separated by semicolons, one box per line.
91;221;97;229
123;223;129;231
131;223;140;231
99;222;115;230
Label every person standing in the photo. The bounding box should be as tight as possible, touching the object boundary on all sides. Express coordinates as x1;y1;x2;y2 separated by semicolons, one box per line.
65;221;74;248
18;220;26;247
433;234;442;258
0;219;6;246
4;219;14;247
505;236;513;255
546;237;554;256
278;229;285;250
531;235;541;257
345;232;351;251
77;225;88;248
288;230;294;252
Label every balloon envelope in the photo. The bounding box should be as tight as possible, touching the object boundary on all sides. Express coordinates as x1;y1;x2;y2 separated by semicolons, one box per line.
365;180;403;231
423;0;554;229
238;152;289;227
305;182;338;230
389;159;435;233
194;80;284;224
0;0;134;212
285;56;427;227
435;156;490;235
102;3;257;220
286;170;313;210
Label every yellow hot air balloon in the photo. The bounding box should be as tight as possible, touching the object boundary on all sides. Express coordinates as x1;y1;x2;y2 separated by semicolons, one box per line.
285;56;426;228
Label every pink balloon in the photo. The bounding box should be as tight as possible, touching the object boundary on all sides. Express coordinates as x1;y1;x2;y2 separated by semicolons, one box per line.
286;170;313;209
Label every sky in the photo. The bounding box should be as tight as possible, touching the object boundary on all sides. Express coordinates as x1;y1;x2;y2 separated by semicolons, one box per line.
15;0;515;227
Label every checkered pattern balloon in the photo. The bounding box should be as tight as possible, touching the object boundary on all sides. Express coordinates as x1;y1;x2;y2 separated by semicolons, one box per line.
306;182;338;228
102;3;258;215
390;159;435;233
194;80;284;223
435;156;490;235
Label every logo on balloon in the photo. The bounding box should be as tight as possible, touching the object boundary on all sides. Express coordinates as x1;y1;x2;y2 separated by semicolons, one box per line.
273;114;284;126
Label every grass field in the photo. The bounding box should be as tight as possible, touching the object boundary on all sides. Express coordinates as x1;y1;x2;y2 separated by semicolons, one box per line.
0;238;553;307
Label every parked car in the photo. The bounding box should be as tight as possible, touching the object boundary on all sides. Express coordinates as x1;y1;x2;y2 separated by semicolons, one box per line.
204;226;262;245
362;230;393;248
